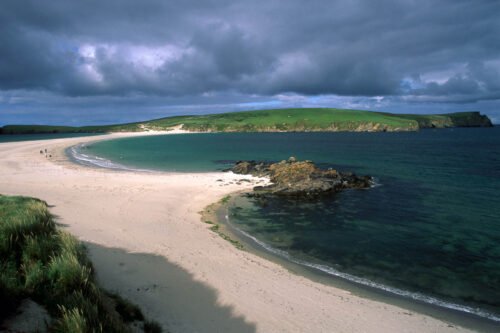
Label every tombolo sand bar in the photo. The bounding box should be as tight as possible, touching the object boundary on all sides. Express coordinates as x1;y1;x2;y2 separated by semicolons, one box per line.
0;133;476;333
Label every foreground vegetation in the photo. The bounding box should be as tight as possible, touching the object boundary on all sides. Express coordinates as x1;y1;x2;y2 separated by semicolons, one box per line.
0;108;492;134
0;195;162;332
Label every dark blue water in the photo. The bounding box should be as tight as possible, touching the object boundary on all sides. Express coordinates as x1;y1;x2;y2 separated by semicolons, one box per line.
0;133;101;143
78;128;500;320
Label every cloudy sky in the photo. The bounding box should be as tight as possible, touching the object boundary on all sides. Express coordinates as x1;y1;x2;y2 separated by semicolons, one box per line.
1;0;499;125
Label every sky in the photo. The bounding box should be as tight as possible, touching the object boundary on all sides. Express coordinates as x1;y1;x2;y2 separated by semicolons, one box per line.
1;0;499;126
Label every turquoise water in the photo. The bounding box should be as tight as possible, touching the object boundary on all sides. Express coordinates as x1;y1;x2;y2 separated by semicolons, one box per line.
77;128;500;321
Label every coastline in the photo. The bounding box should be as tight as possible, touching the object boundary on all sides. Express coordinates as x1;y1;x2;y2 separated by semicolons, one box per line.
0;132;491;333
209;195;500;332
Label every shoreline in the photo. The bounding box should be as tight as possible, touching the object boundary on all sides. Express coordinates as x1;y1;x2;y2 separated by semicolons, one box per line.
208;194;500;332
0;132;494;332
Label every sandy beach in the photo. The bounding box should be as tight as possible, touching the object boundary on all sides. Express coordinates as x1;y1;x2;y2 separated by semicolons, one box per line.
0;133;480;333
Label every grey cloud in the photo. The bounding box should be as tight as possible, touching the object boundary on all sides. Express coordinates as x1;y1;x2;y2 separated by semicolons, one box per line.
407;62;500;103
0;0;500;104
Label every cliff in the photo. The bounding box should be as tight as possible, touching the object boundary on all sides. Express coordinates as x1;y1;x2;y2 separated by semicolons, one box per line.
397;112;493;129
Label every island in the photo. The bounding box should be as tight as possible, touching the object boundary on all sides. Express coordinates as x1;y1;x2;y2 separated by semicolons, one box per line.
0;108;493;135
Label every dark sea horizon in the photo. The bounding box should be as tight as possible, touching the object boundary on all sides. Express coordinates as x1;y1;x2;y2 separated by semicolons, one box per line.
68;127;500;325
0;132;102;143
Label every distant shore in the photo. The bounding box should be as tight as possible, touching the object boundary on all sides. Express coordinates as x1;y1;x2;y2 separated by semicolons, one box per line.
0;132;489;333
0;109;492;135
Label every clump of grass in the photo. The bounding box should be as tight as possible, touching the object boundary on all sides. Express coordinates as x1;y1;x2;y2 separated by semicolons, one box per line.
0;196;55;258
220;195;231;204
144;320;163;333
22;259;46;292
22;234;58;265
108;292;144;322
0;260;23;317
48;252;92;291
202;197;243;250
0;194;162;332
53;306;88;333
208;224;244;250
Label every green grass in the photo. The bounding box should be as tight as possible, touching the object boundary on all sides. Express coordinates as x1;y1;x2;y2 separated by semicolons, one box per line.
202;196;244;250
208;224;244;250
112;108;418;132
0;194;162;332
219;195;231;204
0;108;491;135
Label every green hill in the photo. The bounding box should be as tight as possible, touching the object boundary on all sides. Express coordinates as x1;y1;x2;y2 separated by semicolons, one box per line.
0;108;492;135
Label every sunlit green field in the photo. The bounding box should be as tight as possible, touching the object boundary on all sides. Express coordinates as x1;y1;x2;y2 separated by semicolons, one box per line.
0;108;491;134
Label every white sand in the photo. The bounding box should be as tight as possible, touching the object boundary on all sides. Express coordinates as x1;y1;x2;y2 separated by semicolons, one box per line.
0;133;476;333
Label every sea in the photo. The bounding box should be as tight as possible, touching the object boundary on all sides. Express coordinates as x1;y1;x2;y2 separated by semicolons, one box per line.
68;127;500;327
0;133;102;143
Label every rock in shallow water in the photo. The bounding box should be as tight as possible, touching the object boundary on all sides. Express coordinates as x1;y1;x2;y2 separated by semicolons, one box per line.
227;158;373;198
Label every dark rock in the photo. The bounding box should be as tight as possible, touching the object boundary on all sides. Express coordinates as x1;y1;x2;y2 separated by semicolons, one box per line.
227;160;271;177
228;158;373;198
1;299;51;333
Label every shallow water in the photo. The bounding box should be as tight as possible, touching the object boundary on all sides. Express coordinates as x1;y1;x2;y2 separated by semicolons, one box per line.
79;127;500;321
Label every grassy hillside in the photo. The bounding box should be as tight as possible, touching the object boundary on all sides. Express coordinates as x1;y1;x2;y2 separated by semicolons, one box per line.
0;108;492;135
0;195;161;332
137;108;420;132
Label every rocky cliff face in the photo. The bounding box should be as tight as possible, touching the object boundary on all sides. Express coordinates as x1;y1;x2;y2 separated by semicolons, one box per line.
181;122;419;133
448;112;493;127
229;157;373;198
416;112;493;128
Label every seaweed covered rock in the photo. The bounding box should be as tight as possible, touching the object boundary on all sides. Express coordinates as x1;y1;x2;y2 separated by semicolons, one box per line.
231;161;270;176
229;157;372;198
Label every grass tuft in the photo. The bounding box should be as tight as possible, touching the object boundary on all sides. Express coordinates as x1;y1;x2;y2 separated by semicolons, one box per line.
22;260;46;292
53;306;88;333
0;194;162;332
220;195;231;204
48;252;92;294
108;292;145;322
144;320;163;333
208;224;244;250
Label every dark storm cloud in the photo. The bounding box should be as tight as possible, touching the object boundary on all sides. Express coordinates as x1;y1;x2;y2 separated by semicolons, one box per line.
407;62;500;103
1;0;500;102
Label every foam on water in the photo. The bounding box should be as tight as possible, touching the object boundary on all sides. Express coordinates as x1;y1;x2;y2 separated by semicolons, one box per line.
224;213;500;323
67;144;153;173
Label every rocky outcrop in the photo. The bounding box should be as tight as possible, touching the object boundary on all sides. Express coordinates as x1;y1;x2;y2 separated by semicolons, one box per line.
228;157;372;198
447;112;493;127
414;112;493;129
0;299;51;333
